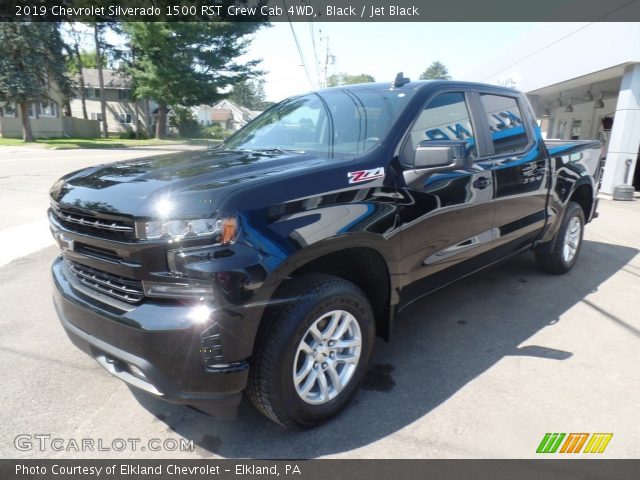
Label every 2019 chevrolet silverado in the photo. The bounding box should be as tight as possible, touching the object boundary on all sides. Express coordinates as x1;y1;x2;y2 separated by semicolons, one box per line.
50;78;602;428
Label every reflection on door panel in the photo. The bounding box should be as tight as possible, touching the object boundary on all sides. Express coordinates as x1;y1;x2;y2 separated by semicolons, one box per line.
399;92;495;288
480;93;548;246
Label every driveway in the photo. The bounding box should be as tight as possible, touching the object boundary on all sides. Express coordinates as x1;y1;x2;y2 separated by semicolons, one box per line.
0;185;638;458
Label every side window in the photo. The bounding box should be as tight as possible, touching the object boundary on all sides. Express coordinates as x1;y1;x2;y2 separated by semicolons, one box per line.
406;92;477;159
480;94;529;155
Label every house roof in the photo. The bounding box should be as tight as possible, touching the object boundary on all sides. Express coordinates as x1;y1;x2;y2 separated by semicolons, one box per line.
74;69;131;89
212;99;261;123
211;108;233;121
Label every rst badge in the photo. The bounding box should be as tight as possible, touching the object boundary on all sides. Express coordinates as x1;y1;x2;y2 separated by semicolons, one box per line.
348;167;385;184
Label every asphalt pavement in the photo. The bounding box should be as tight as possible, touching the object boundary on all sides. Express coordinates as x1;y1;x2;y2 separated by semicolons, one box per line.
0;147;638;458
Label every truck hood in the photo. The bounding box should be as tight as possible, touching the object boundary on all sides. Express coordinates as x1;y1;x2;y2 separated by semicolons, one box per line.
50;148;325;218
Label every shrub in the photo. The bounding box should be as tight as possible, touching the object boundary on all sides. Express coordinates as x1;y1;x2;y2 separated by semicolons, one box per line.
204;124;233;140
170;107;203;138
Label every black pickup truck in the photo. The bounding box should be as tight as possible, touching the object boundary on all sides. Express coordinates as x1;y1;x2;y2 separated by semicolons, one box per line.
49;78;602;429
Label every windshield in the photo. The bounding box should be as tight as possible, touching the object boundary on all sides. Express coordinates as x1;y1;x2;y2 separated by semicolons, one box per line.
223;88;412;157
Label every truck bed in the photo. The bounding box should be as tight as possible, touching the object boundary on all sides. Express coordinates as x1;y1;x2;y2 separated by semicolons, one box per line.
544;139;602;177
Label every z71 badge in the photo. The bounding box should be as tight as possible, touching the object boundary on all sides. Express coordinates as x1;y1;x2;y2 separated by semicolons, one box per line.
348;167;385;184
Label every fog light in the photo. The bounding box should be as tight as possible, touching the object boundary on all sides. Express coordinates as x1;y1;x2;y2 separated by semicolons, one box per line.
143;281;214;299
128;364;147;380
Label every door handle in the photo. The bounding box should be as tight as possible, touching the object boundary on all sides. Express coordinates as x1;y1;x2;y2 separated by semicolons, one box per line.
473;177;492;190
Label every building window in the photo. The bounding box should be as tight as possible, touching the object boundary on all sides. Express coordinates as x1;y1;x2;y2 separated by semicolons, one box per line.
39;100;58;117
118;89;130;101
0;103;16;117
90;112;103;122
27;100;58;118
570;120;582;140
119;113;132;124
86;88;101;99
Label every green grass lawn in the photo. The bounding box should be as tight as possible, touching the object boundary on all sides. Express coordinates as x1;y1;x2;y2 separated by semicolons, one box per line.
0;137;217;149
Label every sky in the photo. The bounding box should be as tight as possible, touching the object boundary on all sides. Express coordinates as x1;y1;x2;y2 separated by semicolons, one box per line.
243;22;537;101
80;22;538;103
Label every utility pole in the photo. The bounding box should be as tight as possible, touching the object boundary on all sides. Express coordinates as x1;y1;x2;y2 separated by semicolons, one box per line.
319;32;335;88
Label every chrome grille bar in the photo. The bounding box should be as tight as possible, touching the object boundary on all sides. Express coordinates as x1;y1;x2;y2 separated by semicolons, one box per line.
66;260;144;304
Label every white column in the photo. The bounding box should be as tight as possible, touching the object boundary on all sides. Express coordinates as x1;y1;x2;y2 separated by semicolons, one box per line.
601;63;640;194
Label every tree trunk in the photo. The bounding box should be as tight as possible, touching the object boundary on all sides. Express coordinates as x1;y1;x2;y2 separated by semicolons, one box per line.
156;104;167;139
133;101;140;139
131;47;140;139
19;102;34;142
145;98;152;137
75;45;88;119
70;24;88;119
94;25;108;138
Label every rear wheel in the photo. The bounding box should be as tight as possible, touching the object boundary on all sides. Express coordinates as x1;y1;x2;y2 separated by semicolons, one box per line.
535;201;585;274
246;274;375;429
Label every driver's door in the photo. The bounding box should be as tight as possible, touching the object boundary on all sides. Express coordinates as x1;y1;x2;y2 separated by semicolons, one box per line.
397;91;497;305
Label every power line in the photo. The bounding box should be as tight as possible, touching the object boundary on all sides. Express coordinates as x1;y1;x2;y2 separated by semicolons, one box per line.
282;0;315;89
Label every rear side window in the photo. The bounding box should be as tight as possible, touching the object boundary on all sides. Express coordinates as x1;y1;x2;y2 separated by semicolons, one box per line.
406;92;477;158
480;94;529;155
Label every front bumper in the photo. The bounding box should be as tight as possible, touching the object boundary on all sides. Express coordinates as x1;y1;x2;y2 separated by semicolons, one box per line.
52;256;250;419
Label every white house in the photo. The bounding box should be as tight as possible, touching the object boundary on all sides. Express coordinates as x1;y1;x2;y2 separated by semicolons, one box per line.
71;69;157;136
193;99;261;131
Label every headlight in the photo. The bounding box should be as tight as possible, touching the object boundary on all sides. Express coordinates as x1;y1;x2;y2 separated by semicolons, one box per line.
141;216;238;243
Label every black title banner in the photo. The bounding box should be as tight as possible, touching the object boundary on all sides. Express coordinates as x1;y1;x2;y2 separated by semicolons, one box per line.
2;459;640;480
1;0;640;22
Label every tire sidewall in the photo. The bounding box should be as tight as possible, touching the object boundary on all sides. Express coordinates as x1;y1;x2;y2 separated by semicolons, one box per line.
272;286;375;427
557;203;585;270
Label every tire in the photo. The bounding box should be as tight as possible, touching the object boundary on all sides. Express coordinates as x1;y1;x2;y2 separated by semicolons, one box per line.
535;201;585;275
246;274;375;429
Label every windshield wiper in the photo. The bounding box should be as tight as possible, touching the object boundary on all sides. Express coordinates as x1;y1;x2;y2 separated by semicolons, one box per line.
251;147;306;154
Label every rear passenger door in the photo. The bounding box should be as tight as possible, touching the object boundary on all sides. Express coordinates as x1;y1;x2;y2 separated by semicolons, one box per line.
478;92;550;253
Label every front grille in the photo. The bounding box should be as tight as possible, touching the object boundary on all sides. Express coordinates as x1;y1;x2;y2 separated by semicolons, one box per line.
51;206;134;241
66;259;144;304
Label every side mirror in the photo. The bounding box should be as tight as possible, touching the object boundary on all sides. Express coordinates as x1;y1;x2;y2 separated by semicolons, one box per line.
413;140;470;171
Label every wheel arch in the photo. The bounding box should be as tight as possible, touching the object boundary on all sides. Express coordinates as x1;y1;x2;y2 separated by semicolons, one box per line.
263;238;399;341
569;182;594;222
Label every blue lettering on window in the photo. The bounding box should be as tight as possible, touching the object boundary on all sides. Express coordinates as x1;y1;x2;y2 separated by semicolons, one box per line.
500;110;522;124
446;123;472;140
425;128;450;140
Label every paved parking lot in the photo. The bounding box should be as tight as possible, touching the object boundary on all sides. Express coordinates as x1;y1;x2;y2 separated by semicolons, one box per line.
0;148;638;458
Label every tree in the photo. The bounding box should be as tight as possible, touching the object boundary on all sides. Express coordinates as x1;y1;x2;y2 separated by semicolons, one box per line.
0;23;72;142
419;61;452;80
64;25;89;119
66;49;109;75
123;22;265;139
326;73;375;87
170;106;202;138
229;78;267;110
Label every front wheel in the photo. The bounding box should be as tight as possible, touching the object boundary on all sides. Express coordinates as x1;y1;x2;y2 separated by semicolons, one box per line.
246;274;375;429
535;201;585;275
